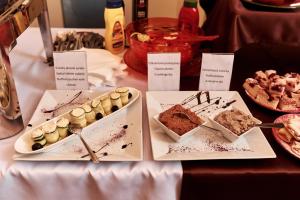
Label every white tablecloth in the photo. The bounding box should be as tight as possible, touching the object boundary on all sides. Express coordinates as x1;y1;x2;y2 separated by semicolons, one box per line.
0;28;182;200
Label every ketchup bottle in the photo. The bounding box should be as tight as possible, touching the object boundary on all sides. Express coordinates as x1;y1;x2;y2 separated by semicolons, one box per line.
178;0;199;34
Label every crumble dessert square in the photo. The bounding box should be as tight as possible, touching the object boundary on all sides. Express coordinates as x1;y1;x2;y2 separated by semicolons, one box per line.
243;78;262;98
278;94;297;111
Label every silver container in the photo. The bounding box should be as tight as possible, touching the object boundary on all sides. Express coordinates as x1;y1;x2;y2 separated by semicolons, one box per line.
0;0;53;139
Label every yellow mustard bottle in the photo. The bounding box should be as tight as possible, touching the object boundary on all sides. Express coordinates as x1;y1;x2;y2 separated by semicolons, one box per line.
104;0;125;54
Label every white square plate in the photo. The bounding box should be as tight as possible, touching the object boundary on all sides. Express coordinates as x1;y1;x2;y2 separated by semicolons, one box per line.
14;89;143;161
146;91;276;161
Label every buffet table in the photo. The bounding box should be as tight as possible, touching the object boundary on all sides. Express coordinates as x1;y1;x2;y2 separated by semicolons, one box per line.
0;28;182;200
1;27;300;200
201;0;300;52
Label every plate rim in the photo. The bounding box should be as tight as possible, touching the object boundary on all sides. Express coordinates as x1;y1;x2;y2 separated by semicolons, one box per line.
14;87;142;157
14;94;143;161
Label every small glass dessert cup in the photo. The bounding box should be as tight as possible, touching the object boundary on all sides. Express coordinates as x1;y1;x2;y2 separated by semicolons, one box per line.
208;106;262;142
153;105;207;142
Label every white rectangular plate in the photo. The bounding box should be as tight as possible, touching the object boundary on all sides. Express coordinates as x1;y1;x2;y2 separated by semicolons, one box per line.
146;91;276;161
14;89;143;161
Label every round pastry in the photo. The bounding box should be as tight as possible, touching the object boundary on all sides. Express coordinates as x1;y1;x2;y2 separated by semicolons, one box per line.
115;87;129;105
82;104;96;124
31;129;47;146
100;95;112;115
57;117;69;138
91;98;106;116
42;123;59;144
110;92;122;109
70;107;87;128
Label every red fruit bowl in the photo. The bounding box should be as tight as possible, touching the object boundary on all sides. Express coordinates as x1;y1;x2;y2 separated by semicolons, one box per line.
124;17;218;75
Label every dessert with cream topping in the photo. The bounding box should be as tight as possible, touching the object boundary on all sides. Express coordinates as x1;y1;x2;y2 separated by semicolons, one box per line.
82;104;96;124
43;123;59;144
57;118;69;139
100;95;112;115
70;107;87;128
91;99;106;116
116;87;129;105
31;129;47;147
110;92;122;110
243;70;300;111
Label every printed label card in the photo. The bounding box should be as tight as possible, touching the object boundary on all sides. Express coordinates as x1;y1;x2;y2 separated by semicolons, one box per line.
53;51;89;90
199;53;234;91
148;53;181;91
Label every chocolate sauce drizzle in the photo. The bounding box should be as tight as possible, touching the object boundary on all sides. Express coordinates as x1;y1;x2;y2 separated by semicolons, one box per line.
188;97;221;110
180;91;237;114
41;91;82;114
121;143;133;149
182;92;202;105
194;97;222;114
221;100;237;109
205;91;210;104
81;125;131;158
196;91;202;105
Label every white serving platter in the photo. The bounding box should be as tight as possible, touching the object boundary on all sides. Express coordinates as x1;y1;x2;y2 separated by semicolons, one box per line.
146;91;276;161
14;88;143;161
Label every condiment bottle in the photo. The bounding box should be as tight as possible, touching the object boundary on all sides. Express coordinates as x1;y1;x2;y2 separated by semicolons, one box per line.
104;0;125;54
133;0;148;21
178;0;199;34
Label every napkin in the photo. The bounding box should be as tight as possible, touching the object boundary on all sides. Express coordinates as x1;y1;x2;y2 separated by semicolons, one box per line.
76;48;128;88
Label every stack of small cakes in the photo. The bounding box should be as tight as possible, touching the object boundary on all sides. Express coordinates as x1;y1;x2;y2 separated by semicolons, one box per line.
82;104;96;124
116;87;129;105
91;98;106;120
69;87;131;127
31;117;70;150
30;87;131;151
57;118;70;138
31;129;47;150
70;108;87;128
